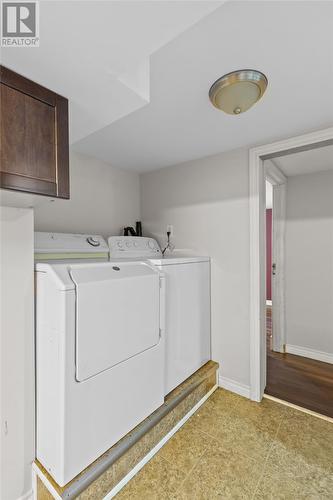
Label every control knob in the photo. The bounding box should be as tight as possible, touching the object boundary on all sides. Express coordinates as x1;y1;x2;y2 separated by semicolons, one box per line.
86;237;100;247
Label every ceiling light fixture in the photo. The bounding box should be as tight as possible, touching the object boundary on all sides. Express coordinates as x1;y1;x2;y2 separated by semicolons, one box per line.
209;69;268;115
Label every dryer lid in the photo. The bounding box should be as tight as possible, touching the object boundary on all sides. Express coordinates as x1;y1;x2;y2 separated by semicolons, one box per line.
70;262;162;382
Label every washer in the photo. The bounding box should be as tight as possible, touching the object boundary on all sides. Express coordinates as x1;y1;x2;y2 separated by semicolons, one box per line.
109;236;211;395
35;232;165;485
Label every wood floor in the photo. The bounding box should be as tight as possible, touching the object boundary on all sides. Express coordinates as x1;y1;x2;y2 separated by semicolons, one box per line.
265;307;333;418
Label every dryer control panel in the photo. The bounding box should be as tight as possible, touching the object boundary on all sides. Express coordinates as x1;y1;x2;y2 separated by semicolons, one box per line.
108;236;161;258
35;232;109;255
35;231;109;262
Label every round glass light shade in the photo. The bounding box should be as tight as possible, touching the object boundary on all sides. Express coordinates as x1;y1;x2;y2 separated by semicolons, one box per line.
209;70;268;115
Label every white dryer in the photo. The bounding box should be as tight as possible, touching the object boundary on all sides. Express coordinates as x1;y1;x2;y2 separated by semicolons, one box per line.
35;232;165;486
109;237;211;395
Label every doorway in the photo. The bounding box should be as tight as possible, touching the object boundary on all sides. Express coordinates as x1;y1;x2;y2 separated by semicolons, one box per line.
249;127;333;410
263;145;333;417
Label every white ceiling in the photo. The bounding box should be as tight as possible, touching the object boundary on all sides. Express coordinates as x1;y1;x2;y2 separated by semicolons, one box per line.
1;1;222;143
2;1;333;172
272;144;333;177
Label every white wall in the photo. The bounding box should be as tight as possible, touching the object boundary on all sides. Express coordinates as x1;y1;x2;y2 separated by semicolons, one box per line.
285;170;333;359
34;151;141;238
140;148;251;392
0;207;34;500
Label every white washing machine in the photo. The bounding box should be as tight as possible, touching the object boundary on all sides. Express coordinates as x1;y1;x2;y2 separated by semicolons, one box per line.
109;236;211;395
35;232;165;485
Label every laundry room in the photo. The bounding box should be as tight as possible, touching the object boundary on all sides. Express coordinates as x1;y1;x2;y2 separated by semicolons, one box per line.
1;2;333;500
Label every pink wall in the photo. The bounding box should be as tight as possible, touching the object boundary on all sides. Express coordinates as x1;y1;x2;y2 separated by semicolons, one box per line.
266;209;272;300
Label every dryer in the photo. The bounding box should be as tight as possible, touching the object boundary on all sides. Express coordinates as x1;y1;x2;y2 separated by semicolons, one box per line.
109;237;211;395
35;232;165;485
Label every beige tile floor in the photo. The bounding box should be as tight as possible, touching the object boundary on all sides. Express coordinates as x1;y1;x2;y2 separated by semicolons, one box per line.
115;388;333;499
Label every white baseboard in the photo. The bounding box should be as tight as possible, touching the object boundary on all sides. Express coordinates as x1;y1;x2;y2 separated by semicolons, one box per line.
218;375;250;399
286;344;333;365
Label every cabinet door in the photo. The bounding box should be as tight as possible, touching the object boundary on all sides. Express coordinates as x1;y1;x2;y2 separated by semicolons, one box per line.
0;65;69;198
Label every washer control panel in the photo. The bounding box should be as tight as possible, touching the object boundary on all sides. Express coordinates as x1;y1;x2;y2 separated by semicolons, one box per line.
108;236;161;258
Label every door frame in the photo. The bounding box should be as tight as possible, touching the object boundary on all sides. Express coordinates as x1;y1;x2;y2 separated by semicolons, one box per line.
249;127;333;402
265;161;287;353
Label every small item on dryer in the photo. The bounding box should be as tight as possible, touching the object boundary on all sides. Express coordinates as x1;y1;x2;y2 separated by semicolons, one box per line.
123;221;143;237
136;221;142;237
124;226;136;236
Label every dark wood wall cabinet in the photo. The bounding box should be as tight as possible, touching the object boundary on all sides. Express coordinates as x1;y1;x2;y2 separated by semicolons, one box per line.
0;65;70;198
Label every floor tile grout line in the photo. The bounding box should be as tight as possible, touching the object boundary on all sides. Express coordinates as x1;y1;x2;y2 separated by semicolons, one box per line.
188;418;232;442
184;418;265;468
250;414;285;499
158;394;242;496
169;441;213;496
150;393;241;496
155;416;217;469
174;454;205;494
187;420;276;466
154;419;219;495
